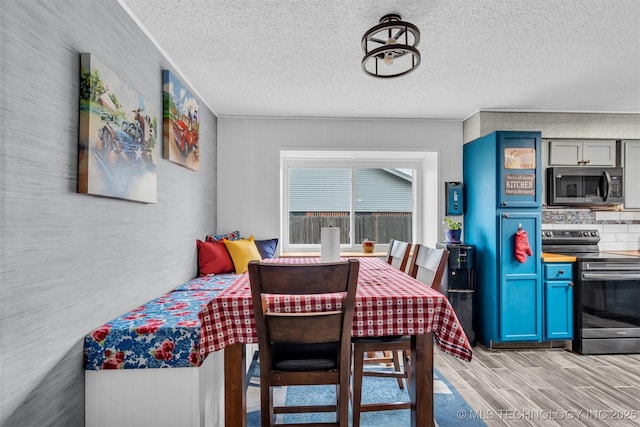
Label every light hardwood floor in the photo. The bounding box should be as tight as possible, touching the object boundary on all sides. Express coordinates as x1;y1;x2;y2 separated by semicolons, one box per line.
434;345;640;427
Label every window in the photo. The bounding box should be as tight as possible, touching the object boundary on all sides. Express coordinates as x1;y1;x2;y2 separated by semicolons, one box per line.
281;151;436;253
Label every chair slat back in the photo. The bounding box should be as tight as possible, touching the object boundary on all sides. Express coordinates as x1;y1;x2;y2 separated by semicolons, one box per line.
254;262;354;294
386;239;412;273
248;259;360;348
408;245;449;292
267;314;343;343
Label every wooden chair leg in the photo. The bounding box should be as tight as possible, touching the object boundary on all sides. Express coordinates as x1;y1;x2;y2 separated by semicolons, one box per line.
384;350;392;366
403;350;411;388
261;377;273;426
352;342;365;427
392;350;404;389
338;382;349;427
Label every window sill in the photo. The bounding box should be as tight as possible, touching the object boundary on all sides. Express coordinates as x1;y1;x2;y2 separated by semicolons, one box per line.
280;251;387;258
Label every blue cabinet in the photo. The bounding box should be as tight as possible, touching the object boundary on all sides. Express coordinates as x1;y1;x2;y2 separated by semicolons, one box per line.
499;212;542;341
543;263;574;340
463;131;543;347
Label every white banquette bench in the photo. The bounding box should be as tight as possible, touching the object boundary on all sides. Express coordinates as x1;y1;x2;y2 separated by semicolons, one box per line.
84;273;257;427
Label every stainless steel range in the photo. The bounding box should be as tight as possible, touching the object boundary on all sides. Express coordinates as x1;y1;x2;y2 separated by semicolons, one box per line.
542;229;640;355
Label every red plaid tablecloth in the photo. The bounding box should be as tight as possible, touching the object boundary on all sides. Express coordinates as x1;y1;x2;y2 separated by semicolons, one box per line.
198;257;473;362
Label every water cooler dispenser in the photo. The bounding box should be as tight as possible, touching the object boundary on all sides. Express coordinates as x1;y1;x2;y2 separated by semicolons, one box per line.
436;242;476;346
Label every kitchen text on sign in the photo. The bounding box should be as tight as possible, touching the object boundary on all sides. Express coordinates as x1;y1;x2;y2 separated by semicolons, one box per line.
504;174;536;196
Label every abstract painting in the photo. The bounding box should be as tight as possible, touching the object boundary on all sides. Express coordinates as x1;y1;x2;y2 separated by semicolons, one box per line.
162;70;200;171
78;53;158;203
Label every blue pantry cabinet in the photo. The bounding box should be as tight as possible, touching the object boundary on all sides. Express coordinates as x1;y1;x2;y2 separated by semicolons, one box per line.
463;131;543;347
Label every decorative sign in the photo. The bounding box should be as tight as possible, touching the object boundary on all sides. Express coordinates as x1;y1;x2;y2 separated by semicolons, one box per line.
504;148;536;169
504;174;536;196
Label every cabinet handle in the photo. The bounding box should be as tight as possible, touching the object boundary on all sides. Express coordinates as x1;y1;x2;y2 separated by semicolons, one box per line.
569;282;574;287
584;159;590;164
503;213;509;218
558;270;564;274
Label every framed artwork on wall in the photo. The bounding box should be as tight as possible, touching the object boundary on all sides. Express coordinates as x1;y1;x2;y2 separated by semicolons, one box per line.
78;53;158;203
162;70;200;171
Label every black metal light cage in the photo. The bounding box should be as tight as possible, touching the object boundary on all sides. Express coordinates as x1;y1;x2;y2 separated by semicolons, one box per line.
361;14;421;78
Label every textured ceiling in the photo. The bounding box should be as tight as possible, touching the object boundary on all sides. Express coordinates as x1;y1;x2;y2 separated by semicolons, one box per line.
119;0;640;119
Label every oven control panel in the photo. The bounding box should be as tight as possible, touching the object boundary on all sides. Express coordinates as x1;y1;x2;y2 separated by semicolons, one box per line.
541;229;600;245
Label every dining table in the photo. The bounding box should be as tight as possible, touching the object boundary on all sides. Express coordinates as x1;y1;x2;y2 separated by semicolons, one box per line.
198;256;473;427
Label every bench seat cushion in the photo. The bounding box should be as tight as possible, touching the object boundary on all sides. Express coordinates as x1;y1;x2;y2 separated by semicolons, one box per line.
84;274;242;370
172;273;241;291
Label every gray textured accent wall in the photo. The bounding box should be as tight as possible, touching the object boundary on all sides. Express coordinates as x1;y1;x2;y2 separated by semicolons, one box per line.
0;1;217;425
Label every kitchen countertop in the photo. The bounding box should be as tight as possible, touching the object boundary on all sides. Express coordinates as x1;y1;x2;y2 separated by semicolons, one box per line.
542;252;576;263
603;250;640;257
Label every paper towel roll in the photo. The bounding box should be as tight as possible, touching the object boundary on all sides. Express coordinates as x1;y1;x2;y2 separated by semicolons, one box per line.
321;227;340;262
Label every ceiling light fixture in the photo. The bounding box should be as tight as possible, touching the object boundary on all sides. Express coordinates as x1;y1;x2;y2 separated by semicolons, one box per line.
361;14;421;78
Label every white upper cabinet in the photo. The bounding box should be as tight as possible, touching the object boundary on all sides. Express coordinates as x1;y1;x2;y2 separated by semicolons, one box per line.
623;140;640;209
548;139;617;166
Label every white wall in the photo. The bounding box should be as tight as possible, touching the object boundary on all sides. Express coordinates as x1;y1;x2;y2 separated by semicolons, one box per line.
217;117;463;247
0;1;217;425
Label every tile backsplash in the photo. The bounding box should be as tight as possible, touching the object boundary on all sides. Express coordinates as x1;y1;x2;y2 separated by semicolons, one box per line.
542;209;640;251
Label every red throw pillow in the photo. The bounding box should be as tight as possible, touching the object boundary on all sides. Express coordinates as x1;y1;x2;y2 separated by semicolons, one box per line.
196;239;234;276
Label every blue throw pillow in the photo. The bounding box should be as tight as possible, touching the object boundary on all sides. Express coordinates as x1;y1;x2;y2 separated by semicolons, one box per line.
255;238;279;259
206;230;241;242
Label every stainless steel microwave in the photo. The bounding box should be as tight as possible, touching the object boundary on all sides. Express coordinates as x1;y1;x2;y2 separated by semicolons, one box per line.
546;167;624;206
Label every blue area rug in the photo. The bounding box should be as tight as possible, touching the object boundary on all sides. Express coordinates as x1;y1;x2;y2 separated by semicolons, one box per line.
246;352;485;426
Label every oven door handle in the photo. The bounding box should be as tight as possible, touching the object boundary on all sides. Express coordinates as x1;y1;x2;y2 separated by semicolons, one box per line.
582;272;640;280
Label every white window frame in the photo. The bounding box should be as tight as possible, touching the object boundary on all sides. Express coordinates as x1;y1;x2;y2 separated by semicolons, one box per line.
280;150;438;254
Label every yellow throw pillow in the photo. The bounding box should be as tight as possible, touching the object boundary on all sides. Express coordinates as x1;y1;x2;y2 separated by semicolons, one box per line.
223;235;263;274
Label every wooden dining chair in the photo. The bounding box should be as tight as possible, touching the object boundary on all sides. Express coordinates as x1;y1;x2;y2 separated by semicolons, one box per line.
386;239;412;273
363;239;413;371
350;240;413;426
351;244;449;427
407;244;450;292
248;259;359;427
357;239;413;387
